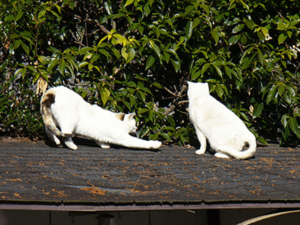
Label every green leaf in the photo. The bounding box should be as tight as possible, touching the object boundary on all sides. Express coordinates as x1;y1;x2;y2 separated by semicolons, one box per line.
78;47;93;54
112;48;121;59
167;116;176;127
138;90;146;101
278;33;287;45
171;59;181;72
21;42;29;56
152;82;163;89
245;20;256;30
145;55;156;70
282;125;290;141
138;108;149;114
144;2;151;16
126;48;135;63
12;39;22;50
224;66;232;78
149;40;161;60
228;35;240;45
47;58;59;72
266;85;277;105
58;59;66;76
163;52;170;63
253;102;263;119
126;81;136;88
211;29;219;45
99;86;110;106
212;64;222;78
125;0;135;7
201;63;210;75
185;21;193;41
216;85;224;98
121;47;128;61
261;27;268;37
257;136;268;145
191;70;201;81
257;31;265;41
277;21;288;30
15;10;24;21
232;24;245;33
160;133;172;141
79;61;89;68
278;84;285;96
5;15;15;22
200;4;210;15
241;35;247;45
123;101;131;111
288;118;299;136
257;49;264;65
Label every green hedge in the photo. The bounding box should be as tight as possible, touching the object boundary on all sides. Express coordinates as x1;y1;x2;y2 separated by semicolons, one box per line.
0;0;299;145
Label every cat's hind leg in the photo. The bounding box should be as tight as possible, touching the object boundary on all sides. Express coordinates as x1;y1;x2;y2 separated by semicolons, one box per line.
63;136;77;150
59;122;77;150
95;141;111;149
45;126;61;145
195;127;207;155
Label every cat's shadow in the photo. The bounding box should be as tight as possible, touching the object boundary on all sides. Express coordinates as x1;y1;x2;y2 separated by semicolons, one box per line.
44;137;161;153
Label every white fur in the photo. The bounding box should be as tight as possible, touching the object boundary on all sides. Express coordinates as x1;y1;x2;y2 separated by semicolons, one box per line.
41;86;162;150
187;82;256;159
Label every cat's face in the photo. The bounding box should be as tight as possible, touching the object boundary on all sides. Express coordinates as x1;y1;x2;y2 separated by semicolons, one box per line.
124;113;137;134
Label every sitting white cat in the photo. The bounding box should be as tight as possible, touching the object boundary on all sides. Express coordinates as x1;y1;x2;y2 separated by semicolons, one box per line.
187;81;256;159
40;86;162;150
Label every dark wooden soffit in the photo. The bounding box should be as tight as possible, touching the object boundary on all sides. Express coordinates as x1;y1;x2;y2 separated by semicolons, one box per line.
0;139;299;211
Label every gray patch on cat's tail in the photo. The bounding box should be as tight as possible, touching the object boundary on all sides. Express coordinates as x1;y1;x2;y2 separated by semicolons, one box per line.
40;91;63;137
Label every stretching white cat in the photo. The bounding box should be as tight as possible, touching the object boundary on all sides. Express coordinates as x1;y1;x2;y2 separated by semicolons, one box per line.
187;82;256;159
40;86;162;150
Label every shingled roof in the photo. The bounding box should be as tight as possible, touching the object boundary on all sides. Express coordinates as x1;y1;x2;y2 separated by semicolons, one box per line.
0;139;299;211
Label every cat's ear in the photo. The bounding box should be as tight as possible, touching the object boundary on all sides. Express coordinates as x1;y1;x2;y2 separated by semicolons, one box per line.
127;113;135;120
115;113;126;121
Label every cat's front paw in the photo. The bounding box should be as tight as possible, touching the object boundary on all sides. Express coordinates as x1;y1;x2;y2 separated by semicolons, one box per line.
149;140;162;149
100;143;111;149
195;148;205;155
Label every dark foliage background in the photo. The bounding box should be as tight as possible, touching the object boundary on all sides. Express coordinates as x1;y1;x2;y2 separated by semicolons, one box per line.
0;0;299;145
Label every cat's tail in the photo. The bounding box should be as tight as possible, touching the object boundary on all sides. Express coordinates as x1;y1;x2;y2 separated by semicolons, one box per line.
40;90;71;138
219;136;257;160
